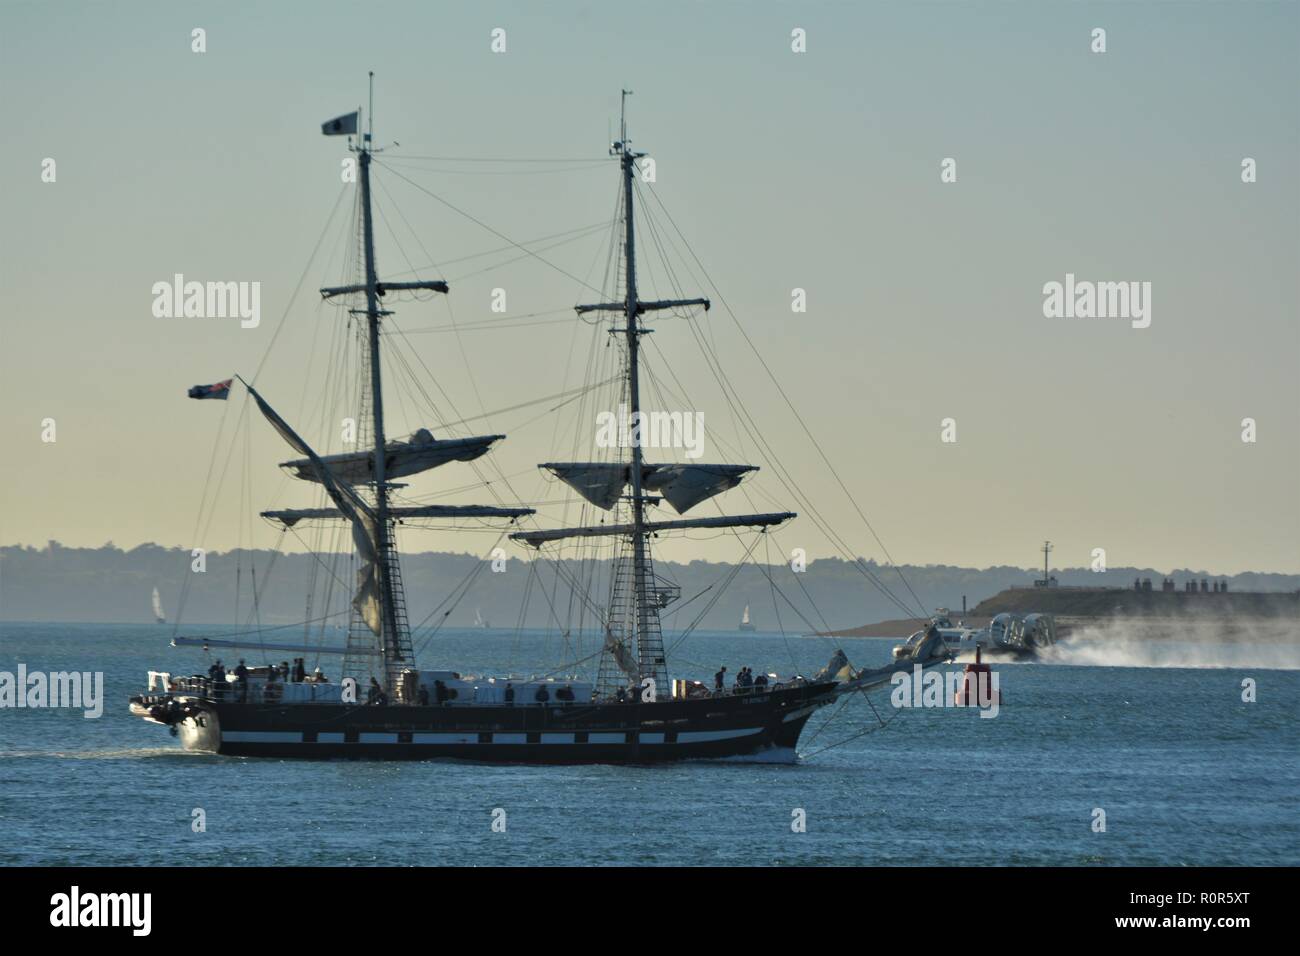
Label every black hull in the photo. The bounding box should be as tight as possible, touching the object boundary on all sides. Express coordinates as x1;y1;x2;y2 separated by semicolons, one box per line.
158;683;836;764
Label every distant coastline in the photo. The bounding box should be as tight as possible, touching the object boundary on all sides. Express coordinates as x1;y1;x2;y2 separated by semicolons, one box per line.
4;542;1298;631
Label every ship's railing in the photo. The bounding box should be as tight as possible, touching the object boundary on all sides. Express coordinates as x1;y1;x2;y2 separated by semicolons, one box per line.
143;672;340;704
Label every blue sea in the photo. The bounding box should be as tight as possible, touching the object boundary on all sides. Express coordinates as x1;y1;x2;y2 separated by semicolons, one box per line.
1;622;1297;866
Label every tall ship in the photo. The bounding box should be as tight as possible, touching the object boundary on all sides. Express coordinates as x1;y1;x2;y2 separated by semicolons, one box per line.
129;85;947;761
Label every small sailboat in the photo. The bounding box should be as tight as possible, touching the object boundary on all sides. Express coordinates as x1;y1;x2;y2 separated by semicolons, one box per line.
738;605;756;632
473;608;490;630
151;587;166;624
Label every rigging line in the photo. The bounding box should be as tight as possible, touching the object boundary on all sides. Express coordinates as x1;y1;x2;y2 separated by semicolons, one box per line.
384;154;610;163
446;226;613;284
535;647;604;681
415;374;619;429
282;525;357;596
374;159;608;297
676;310;922;619
751;543;826;639
374;170;494;444
172;384;235;637
527;541;578;649
378;158;610;176
382;316;575;335
640;181;930;620
768;529;835;636
512;556;539;662
764;530;837;634
799;704;903;761
379;221;611;280
200;608;350;641
411;543;500;658
632;185;915;611
250;181;351;385
638;312;920;621
388;307;573;330
666;533;763;656
763;532;802;677
630;185;920;619
798;687;858;750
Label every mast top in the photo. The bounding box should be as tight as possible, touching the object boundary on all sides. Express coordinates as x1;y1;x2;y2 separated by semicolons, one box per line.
612;89;643;160
366;70;374;146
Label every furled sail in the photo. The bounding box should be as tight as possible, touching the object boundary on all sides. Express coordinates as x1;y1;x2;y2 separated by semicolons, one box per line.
245;381;384;637
542;462;757;514
510;511;796;548
282;430;504;485
263;504;534;526
603;626;640;683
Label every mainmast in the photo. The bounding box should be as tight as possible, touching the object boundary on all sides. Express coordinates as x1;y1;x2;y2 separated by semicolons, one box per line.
509;93;795;699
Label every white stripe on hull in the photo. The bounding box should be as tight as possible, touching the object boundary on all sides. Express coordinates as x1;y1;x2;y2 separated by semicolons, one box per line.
218;728;765;745
677;728;761;742
413;732;478;744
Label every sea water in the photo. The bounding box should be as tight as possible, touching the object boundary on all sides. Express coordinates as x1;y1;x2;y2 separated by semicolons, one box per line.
1;622;1297;866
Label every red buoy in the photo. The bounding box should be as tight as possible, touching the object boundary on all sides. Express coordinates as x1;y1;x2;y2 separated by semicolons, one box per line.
955;646;1001;707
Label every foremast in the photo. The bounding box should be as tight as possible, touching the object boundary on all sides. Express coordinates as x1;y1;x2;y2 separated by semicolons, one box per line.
356;116;406;681
254;76;532;695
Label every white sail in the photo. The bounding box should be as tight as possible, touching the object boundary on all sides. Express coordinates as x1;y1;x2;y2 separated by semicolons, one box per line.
643;464;756;514
542;462;628;510
742;605;750;625
542;462;757;514
151;587;165;622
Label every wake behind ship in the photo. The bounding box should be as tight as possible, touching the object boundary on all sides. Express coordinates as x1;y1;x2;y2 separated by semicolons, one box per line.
129;84;949;762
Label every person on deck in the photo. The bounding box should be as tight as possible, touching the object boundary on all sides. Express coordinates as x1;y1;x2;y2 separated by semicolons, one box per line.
754;671;769;692
714;666;727;694
293;658;306;683
534;684;550;704
367;677;387;705
736;667;753;694
504;682;515;706
417;684;430;706
234;660;249;703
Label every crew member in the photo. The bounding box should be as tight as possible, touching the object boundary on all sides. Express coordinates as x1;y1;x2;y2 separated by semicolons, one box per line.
234;660;249;703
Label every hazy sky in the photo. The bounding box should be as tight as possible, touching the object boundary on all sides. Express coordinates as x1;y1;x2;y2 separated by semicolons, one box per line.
2;0;1297;575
